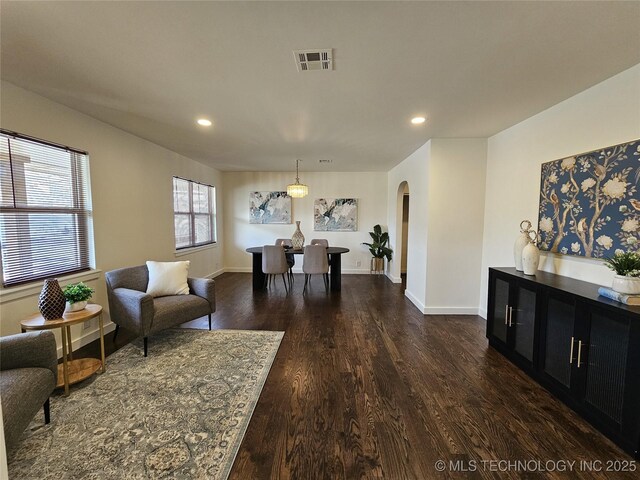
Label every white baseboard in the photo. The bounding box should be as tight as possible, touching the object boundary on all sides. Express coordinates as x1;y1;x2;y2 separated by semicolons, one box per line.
340;268;371;274
423;307;480;315
387;273;402;283
207;269;226;278
222;267;252;273
58;321;117;359
221;267;371;275
402;290;480;316
404;290;426;313
478;308;487;319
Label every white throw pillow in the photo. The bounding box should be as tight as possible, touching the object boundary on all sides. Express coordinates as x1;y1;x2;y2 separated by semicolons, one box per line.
146;261;190;297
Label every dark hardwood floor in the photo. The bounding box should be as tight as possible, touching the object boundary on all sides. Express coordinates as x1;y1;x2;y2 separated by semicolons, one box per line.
76;273;636;479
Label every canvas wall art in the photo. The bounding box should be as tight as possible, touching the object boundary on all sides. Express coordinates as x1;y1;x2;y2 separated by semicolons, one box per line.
249;191;291;224
314;198;358;231
538;139;640;258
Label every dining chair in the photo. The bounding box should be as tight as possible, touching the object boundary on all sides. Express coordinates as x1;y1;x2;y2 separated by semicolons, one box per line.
302;244;329;294
310;238;331;266
275;238;295;284
310;239;329;247
262;245;289;292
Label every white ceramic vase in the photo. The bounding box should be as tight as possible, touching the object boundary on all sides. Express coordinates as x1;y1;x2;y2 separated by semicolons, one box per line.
522;230;540;276
514;220;533;271
65;300;87;313
611;275;640;295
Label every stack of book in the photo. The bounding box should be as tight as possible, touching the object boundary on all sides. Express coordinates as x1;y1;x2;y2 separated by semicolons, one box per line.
597;287;640;305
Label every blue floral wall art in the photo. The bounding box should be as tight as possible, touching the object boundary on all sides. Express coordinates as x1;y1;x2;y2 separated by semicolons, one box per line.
249;191;291;224
314;198;358;231
538;139;640;258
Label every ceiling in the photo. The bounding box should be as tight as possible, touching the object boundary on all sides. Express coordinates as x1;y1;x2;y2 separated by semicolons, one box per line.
1;1;639;172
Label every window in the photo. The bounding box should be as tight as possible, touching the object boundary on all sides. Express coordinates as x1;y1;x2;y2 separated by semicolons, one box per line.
0;130;93;287
173;177;216;250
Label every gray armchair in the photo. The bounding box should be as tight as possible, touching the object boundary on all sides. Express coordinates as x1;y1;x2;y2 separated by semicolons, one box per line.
105;265;215;356
0;331;58;452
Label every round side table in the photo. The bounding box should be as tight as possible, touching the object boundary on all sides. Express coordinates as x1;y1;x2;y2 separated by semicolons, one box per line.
20;304;106;396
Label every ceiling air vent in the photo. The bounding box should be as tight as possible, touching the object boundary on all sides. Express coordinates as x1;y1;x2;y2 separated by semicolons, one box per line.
319;159;333;164
293;49;333;72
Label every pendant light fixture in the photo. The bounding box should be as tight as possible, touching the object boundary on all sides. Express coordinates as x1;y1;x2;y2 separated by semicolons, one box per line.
287;159;308;198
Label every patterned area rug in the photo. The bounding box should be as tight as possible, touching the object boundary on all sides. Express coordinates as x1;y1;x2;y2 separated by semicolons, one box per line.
8;329;284;479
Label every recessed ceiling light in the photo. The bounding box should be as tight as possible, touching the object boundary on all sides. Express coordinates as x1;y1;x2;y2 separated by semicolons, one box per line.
411;116;426;125
197;118;212;127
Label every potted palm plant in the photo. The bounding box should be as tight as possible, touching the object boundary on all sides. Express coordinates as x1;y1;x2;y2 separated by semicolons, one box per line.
363;224;393;274
604;252;640;294
63;282;95;312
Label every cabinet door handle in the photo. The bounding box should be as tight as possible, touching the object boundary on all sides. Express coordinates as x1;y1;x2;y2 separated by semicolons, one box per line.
569;336;575;364
505;305;509;325
577;340;583;368
508;307;513;327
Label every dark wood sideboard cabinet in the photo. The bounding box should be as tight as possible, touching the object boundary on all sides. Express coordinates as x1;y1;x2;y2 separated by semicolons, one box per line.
487;267;640;459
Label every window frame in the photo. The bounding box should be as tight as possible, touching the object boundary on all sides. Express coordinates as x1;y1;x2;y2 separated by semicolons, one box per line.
0;129;93;288
172;176;217;251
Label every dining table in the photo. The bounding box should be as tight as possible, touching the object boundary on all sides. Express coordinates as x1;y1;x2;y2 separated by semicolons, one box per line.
245;246;350;292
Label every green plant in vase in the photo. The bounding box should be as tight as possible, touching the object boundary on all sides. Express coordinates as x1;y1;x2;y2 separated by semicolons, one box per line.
604;252;640;294
362;224;393;274
62;282;94;312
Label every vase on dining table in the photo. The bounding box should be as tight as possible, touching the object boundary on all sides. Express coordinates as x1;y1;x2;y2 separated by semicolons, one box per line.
291;221;305;249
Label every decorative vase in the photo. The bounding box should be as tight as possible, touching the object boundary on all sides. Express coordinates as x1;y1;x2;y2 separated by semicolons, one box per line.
65;300;88;313
522;230;540;276
370;257;384;274
514;219;533;271
611;275;640;295
291;221;305;249
38;279;66;320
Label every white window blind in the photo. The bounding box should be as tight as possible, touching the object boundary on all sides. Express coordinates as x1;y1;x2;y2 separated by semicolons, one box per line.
173;177;216;249
0;130;93;287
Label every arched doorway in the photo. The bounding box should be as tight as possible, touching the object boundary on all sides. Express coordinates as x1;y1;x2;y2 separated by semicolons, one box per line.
396;182;409;288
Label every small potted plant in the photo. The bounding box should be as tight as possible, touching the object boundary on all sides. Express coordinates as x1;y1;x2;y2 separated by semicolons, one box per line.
63;282;95;312
362;224;393;274
604;252;640;294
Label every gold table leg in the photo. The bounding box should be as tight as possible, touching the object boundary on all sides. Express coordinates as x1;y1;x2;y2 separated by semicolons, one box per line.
60;326;70;396
99;313;106;373
66;325;73;360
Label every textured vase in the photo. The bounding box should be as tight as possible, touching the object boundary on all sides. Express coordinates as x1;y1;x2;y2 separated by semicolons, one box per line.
38;279;66;320
291;221;305;249
522;230;540;276
514;219;532;271
611;275;640;295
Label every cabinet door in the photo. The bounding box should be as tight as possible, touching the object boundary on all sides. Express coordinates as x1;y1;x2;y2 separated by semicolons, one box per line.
541;294;575;391
579;307;630;429
489;276;510;345
512;285;537;363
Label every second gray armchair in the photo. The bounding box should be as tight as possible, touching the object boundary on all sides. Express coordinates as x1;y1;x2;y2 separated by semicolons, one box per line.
0;331;58;452
105;265;216;357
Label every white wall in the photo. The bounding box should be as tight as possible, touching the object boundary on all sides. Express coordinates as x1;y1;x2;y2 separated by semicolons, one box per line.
222;171;387;273
387;141;431;310
0;81;223;351
387;139;487;315
479;64;640;317
427;139;487;314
